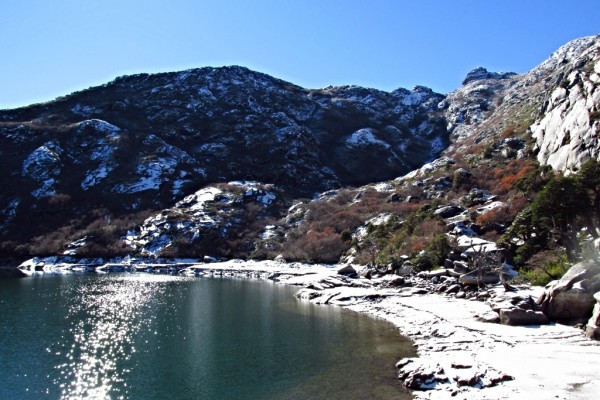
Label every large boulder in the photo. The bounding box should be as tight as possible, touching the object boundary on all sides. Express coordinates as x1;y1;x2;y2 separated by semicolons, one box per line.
585;292;600;340
337;264;357;276
538;259;600;323
499;308;550;326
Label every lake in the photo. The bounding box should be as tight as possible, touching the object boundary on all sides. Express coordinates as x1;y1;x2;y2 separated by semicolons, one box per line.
0;272;415;399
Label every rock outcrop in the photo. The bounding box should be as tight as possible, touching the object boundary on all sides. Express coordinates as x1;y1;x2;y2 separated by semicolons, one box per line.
538;259;600;323
586;292;600;339
530;36;600;173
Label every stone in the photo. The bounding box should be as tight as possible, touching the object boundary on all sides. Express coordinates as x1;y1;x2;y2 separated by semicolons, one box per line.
386;193;402;203
434;205;465;218
396;358;447;390
499;308;550;326
585;292;600;340
445;284;462;294
462;67;517;85
395;261;414;276
454;370;483;387
538;259;600;323
418;268;461;279
389;277;406;287
475;310;500;323
459;270;500;285
453;261;469;273
337;264;357;276
439;275;457;284
359;268;373;279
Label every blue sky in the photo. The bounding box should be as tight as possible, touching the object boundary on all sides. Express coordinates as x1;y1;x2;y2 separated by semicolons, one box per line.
0;0;598;109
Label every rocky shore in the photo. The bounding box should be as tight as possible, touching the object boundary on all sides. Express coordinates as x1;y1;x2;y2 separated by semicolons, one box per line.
15;258;600;399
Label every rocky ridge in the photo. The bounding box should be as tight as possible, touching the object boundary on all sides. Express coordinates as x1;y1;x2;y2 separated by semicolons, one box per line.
0;65;448;253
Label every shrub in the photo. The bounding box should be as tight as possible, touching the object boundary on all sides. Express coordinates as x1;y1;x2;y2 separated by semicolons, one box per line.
520;251;570;286
286;227;350;263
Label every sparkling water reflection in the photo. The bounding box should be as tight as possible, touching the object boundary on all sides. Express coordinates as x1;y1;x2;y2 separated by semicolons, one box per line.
0;273;415;400
52;275;181;399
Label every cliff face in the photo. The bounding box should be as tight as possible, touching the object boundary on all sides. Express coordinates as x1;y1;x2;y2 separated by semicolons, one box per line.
529;36;600;173
443;35;600;174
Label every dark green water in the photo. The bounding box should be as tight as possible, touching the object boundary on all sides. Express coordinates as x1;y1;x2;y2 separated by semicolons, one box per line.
0;273;414;399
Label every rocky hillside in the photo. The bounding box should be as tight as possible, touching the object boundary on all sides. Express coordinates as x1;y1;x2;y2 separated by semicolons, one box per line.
0;66;447;256
1;35;600;271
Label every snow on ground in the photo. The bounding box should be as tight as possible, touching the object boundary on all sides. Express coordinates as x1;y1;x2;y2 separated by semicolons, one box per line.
199;261;600;400
348;292;600;400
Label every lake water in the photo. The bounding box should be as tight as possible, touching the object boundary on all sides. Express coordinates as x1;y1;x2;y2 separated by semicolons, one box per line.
0;272;415;399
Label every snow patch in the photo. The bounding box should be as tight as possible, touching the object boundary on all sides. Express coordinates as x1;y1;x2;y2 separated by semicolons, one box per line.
345;128;391;149
22;141;63;198
77;119;121;137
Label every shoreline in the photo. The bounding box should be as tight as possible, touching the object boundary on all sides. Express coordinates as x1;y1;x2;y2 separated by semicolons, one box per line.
14;258;600;399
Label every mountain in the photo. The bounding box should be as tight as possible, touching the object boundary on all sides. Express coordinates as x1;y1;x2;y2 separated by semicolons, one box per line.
1;35;599;267
0;66;448;256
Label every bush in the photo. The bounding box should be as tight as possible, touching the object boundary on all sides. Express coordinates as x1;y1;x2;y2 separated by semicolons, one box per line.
283;227;349;263
520;251;570;286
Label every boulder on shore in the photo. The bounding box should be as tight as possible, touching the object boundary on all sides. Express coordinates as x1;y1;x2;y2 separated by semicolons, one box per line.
337;264;357;276
499;308;550;326
586;292;600;340
538;259;600;323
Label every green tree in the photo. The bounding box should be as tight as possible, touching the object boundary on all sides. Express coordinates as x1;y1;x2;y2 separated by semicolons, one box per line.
577;158;600;237
530;175;590;231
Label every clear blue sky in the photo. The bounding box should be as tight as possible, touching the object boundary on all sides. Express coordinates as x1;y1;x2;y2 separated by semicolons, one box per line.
0;0;598;109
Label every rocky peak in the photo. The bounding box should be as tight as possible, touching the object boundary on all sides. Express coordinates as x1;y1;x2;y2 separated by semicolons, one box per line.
529;35;600;173
461;67;517;85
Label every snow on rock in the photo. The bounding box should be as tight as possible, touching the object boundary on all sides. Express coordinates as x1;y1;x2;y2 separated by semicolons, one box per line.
531;38;600;173
461;67;517;85
398;157;455;181
345;128;391;149
114;158;173;194
81;165;112;190
354;213;393;240
71;104;102;116
371;182;394;192
400;86;436;106
113;135;198;194
456;235;497;253
230;181;278;206
0;198;20;228
176;186;222;211
22;141;63;198
476;201;507;215
77;120;122;190
77;119;121;137
260;225;277;240
124;182;279;256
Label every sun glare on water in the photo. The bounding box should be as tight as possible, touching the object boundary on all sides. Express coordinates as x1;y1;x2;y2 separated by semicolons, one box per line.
51;274;187;399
